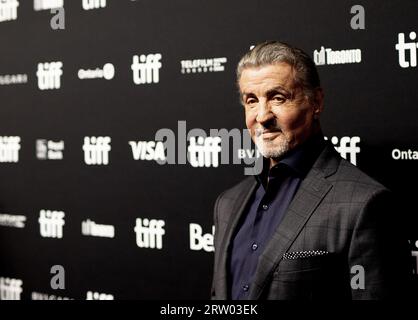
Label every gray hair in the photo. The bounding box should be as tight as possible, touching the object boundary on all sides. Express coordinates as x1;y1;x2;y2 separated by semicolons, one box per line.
236;41;320;99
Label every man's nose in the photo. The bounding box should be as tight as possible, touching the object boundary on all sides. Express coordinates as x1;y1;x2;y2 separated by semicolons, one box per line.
256;100;274;125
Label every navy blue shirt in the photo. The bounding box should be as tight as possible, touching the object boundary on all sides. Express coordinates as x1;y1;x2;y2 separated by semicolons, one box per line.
228;133;326;299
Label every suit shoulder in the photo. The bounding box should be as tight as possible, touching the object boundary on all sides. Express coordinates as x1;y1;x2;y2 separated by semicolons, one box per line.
331;157;389;200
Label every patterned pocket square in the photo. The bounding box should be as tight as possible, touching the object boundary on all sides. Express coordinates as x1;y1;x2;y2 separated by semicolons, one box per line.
283;250;329;260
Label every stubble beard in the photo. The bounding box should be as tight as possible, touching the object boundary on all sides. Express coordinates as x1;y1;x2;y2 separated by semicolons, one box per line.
254;129;291;159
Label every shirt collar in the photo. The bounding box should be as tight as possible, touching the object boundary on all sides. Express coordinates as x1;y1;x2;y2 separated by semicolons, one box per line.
255;131;326;185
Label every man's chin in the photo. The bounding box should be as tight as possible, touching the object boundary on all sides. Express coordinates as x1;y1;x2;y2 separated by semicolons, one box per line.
257;142;289;158
256;144;290;159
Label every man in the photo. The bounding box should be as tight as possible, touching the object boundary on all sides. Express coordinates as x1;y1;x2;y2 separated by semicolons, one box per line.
211;41;411;300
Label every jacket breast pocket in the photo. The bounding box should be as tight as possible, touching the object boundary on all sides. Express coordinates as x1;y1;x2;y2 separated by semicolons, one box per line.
276;254;331;274
265;254;351;300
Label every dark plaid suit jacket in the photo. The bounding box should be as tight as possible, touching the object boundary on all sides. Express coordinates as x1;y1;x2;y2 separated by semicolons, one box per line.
211;141;411;300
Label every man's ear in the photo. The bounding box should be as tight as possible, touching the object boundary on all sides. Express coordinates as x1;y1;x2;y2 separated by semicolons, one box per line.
312;87;324;117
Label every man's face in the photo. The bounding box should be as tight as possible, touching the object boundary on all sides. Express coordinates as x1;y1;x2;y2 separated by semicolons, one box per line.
239;62;322;160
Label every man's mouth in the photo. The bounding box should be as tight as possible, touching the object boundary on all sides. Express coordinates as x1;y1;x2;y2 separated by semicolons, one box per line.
256;129;281;139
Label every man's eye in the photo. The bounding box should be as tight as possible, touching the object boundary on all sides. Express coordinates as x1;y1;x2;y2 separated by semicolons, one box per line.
246;98;257;104
273;96;286;103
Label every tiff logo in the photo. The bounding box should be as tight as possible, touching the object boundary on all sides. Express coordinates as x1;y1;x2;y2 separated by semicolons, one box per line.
134;218;165;249
0;0;19;22
327;136;360;166
396;32;418;68
131;53;162;84
39;209;65;238
0;136;20;163
0;277;22;300
37;61;63;90
83;136;111;165
188;136;222;167
33;0;63;11
82;0;106;10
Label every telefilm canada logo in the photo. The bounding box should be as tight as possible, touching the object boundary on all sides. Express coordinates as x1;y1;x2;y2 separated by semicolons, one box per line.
180;57;227;74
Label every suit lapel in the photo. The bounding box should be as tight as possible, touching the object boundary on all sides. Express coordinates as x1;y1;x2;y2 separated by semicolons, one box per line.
249;143;340;299
215;177;258;299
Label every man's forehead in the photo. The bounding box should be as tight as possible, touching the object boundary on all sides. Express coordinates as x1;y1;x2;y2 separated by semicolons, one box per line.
239;63;296;94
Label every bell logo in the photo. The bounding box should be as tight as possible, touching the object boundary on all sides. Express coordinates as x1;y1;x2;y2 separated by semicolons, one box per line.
189;223;214;252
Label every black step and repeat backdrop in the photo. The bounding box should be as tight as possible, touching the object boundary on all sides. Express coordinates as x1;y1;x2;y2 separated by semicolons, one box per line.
0;0;417;300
